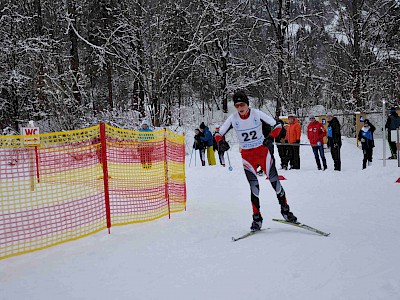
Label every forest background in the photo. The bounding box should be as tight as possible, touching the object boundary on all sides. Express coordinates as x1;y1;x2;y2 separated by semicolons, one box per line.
0;0;399;134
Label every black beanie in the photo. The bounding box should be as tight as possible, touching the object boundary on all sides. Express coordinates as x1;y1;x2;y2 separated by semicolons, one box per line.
233;91;249;106
199;122;206;129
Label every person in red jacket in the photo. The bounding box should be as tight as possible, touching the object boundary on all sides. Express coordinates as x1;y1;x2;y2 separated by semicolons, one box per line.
307;115;327;170
285;113;301;169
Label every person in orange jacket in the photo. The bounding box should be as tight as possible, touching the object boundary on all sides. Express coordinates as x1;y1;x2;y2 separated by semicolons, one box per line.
285;113;301;169
307;115;327;170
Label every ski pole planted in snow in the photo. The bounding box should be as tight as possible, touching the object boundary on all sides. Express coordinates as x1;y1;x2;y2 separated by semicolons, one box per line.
189;147;194;167
226;151;233;171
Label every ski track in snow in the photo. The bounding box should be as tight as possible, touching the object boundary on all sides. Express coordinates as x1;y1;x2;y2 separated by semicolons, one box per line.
1;137;400;300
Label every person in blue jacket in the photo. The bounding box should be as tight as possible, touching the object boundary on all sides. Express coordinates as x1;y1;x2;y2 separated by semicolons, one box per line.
358;119;376;169
199;122;216;165
138;119;154;169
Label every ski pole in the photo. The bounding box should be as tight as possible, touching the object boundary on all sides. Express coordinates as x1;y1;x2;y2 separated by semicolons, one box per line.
194;147;197;166
226;151;233;171
189;147;194;167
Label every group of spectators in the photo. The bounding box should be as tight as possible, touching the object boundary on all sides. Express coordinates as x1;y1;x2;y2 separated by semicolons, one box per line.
193;106;400;171
274;112;341;171
193;122;229;167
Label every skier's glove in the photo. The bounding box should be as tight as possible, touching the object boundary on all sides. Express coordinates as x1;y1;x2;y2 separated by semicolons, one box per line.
361;138;365;142
263;136;274;147
333;143;338;148
296;140;300;144
317;141;321;146
263;136;274;154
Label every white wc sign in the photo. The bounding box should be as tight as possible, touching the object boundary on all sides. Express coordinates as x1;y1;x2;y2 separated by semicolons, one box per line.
21;127;40;145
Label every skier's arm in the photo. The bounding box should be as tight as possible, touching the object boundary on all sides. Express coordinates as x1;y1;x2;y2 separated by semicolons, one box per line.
215;115;233;143
259;111;282;139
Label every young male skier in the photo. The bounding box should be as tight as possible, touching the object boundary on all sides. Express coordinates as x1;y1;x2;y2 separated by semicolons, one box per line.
214;91;298;231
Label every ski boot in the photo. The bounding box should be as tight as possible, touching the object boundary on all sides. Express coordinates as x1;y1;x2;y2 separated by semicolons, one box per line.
250;213;263;231
281;204;297;223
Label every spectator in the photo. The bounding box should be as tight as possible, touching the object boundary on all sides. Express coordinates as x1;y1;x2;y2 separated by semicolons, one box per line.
138;119;154;169
307;115;327;170
213;125;229;167
199;122;216;165
385;107;400;159
275;118;288;170
358;119;376;169
326;112;342;171
285;113;301;169
193;128;206;166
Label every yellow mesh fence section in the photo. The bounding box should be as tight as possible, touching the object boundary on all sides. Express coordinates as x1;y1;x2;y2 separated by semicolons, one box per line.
0;124;186;260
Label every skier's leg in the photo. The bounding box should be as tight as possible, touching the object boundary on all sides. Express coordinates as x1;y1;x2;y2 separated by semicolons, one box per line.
243;165;260;214
243;160;263;231
264;148;297;222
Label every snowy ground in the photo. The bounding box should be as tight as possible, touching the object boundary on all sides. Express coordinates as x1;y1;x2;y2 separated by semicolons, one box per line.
1;137;400;300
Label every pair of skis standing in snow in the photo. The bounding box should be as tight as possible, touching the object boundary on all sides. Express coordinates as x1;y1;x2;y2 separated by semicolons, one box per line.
214;91;329;238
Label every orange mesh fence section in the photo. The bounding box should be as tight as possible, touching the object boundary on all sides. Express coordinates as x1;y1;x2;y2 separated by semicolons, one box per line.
0;124;186;259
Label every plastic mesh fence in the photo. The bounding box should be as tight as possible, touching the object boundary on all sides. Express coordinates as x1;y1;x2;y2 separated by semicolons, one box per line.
0;124;186;259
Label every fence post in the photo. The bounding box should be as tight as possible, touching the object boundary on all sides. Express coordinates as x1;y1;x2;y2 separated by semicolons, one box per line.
164;128;171;219
382;100;386;167
100;123;112;233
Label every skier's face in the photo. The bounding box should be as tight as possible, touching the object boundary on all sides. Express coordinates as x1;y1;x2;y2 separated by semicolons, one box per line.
234;102;249;115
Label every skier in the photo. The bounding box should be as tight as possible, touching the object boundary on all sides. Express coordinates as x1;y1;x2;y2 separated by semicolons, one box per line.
307;115;327;170
358;119;376;169
214;91;297;231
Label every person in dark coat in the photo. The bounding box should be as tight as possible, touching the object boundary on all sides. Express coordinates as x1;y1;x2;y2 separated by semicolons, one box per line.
358;119;376;169
275;119;288;169
326;112;342;171
385;107;400;159
213;125;229;167
193;128;206;166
